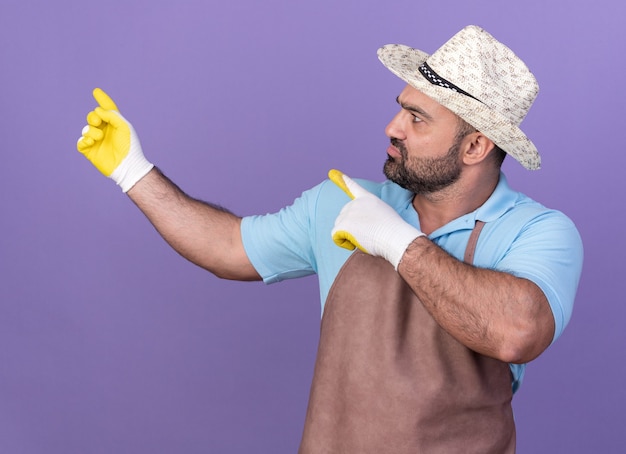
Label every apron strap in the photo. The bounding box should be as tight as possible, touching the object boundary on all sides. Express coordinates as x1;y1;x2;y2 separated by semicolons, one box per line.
464;220;486;264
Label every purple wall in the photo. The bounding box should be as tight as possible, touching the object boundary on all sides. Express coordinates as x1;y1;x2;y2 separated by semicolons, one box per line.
0;0;622;452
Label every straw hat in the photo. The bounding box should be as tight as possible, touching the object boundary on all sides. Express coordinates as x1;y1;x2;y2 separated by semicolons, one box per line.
377;25;541;170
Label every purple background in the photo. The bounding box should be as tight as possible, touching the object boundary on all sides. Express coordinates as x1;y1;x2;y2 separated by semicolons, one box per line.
0;0;622;452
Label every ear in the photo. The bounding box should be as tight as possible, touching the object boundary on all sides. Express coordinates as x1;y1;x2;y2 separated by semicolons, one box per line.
461;132;496;167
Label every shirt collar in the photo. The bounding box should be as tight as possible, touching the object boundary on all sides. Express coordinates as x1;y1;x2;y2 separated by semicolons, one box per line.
475;172;519;222
428;172;519;238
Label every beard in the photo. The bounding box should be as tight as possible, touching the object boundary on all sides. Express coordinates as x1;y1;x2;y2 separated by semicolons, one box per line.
383;137;463;195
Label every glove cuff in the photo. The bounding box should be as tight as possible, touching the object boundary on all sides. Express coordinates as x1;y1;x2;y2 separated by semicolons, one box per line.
385;224;425;270
110;147;154;193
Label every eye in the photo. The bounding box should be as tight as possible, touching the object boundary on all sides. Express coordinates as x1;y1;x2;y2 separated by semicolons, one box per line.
411;114;422;123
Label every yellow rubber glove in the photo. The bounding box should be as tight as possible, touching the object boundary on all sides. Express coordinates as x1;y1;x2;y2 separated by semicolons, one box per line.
77;88;154;192
329;169;424;270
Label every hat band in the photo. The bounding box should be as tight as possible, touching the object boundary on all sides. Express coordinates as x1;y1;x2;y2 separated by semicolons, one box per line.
418;62;483;103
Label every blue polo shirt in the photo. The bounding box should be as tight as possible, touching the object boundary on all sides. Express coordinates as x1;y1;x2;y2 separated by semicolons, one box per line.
241;173;583;390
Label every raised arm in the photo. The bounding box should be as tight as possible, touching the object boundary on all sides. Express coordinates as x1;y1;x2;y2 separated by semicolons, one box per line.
77;88;260;281
127;168;260;280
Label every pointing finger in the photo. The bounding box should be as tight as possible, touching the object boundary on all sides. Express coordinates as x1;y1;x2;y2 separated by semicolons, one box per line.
328;169;354;199
328;169;371;200
92;87;119;111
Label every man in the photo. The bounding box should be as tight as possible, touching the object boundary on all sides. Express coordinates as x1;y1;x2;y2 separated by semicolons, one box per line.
77;25;583;453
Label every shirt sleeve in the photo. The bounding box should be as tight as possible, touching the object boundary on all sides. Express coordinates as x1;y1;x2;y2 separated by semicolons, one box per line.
240;182;325;284
493;209;584;342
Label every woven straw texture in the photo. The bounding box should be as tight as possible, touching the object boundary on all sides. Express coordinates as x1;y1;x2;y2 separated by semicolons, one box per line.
378;25;541;170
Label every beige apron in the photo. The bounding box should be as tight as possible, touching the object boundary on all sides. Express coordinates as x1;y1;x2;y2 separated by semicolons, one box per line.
299;221;515;453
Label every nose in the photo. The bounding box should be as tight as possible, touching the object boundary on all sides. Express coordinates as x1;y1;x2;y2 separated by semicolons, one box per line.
385;110;406;141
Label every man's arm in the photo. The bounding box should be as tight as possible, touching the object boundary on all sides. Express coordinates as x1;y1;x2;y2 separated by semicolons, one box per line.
77;88;260;281
397;237;553;364
128;168;261;281
330;169;554;364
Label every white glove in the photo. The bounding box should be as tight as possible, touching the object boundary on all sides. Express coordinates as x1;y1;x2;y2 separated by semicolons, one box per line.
329;169;425;270
77;88;154;192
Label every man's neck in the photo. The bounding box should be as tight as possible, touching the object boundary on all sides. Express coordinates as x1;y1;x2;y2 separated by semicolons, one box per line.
412;171;500;235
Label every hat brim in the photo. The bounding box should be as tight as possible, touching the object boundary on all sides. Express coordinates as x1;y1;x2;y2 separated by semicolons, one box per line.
378;44;541;170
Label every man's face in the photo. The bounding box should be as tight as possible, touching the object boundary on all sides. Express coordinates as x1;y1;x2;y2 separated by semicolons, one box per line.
383;84;468;195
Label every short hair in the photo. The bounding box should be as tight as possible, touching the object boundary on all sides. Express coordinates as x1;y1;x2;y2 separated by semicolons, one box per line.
491;144;507;167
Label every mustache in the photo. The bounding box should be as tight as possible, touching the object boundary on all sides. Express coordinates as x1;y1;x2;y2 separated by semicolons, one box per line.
390;138;407;157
